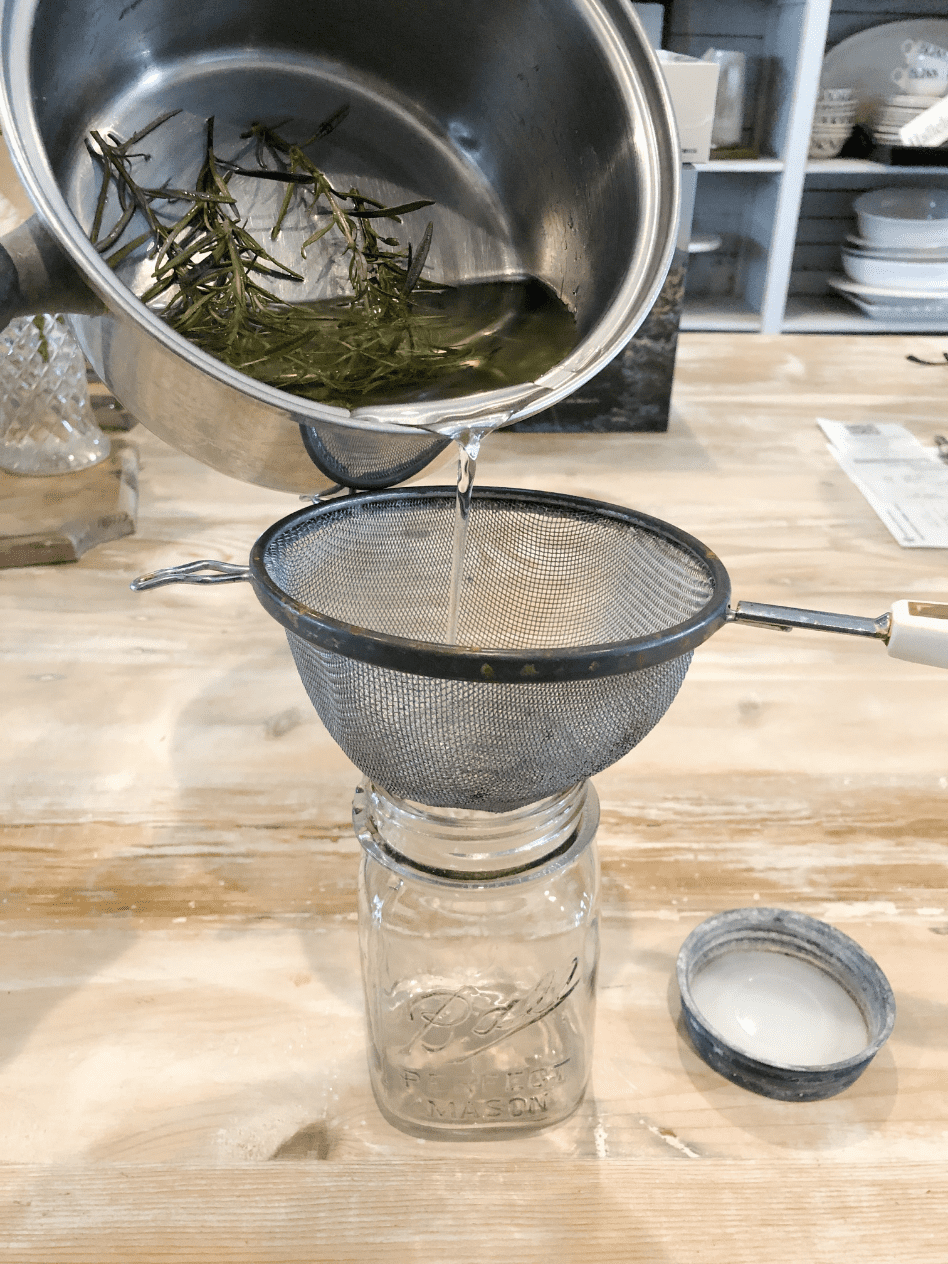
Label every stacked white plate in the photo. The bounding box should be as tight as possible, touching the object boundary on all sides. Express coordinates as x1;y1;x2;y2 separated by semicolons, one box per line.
830;186;948;319
871;93;946;146
841;237;948;287
832;202;948;319
828;275;948;320
809;87;857;159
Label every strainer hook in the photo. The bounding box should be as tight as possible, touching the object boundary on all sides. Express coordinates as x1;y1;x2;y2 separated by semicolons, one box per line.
130;559;250;592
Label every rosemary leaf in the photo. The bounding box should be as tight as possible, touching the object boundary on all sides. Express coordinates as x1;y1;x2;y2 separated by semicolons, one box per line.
105;230;152;269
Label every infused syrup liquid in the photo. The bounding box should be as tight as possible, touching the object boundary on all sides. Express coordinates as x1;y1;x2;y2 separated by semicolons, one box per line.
386;275;578;403
445;430;480;645
432;278;577;642
294;275;578;408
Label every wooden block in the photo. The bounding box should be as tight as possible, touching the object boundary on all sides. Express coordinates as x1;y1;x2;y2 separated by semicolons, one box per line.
0;438;138;568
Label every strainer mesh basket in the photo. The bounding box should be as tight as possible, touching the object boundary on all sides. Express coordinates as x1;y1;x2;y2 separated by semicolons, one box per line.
254;488;727;811
299;421;452;489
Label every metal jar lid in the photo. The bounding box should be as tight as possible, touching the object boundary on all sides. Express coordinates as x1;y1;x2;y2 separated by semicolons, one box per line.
676;907;896;1101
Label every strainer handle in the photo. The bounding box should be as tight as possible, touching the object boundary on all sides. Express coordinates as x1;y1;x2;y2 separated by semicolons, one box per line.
130;560;251;591
729;599;948;669
727;602;890;640
887;600;948;670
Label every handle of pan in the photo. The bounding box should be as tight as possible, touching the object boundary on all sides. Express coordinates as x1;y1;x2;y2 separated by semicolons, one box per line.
130;560;251;591
728;599;948;669
0;216;105;329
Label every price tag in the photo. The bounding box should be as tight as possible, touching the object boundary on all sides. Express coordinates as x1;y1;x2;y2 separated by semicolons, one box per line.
899;94;948;148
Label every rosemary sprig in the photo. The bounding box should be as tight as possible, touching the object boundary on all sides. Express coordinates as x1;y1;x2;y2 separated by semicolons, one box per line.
86;109;466;406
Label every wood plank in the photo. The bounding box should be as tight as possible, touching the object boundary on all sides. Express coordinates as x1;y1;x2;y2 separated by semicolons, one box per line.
0;909;941;1162
0;1161;945;1263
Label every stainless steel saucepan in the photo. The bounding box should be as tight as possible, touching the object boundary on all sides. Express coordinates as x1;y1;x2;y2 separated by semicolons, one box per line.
0;0;680;492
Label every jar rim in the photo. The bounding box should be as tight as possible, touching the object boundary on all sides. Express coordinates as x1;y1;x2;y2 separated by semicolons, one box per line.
353;782;599;888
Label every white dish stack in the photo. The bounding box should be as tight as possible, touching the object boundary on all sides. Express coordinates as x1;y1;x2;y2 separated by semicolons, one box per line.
808;87;857;159
871;93;948;146
831;186;948;319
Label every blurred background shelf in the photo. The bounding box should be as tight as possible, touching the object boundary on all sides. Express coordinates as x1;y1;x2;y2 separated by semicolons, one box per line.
664;0;948;334
782;292;948;332
805;157;948;174
693;158;786;172
679;297;763;332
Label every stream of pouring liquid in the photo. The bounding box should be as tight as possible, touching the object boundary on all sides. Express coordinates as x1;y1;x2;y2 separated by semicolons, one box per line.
424;280;577;645
362;274;578;645
445;429;483;645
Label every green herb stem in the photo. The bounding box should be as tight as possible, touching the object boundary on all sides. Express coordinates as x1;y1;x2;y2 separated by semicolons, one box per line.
87;108;466;405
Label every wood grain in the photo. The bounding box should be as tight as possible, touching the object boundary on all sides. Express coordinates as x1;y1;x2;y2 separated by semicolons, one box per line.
0;1162;945;1263
1;332;946;1257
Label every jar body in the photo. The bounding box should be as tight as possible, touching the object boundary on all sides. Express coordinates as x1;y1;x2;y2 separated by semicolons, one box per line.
355;781;600;1140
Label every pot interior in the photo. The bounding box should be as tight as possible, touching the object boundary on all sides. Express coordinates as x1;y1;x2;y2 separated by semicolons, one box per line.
31;0;654;340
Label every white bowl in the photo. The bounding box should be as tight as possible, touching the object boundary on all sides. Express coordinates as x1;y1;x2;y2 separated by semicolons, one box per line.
841;245;948;290
874;108;924;123
846;232;948;259
853;187;948;249
818;87;855;103
809;133;848;159
885;94;939;107
813;112;857;128
814;103;857;117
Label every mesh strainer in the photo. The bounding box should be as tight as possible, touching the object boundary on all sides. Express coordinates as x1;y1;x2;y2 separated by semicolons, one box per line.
132;487;948;811
298;422;451;491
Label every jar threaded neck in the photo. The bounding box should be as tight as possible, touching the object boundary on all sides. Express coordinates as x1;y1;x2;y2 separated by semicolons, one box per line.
355;780;590;877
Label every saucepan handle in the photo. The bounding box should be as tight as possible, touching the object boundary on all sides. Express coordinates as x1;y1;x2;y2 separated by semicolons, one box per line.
728;599;948;669
0;215;105;329
130;560;251;591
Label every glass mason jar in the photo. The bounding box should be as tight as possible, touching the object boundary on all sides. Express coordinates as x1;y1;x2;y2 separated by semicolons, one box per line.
354;779;600;1140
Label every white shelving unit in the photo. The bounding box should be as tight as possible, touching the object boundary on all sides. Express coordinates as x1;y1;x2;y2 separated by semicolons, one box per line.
669;0;948;333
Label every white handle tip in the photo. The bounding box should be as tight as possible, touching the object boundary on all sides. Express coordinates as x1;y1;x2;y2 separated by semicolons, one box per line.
887;600;948;670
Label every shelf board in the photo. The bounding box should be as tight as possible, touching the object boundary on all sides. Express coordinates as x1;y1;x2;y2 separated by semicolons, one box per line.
680;297;762;332
782;293;948;333
806;158;948;176
693;158;784;173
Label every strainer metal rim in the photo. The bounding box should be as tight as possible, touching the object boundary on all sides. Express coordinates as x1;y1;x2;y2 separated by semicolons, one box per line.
248;486;731;683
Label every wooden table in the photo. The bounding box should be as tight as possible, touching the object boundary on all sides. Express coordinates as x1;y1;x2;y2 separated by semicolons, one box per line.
1;333;946;1261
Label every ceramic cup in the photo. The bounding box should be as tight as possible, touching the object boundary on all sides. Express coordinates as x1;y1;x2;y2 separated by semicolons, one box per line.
901;39;948;66
891;62;948;95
